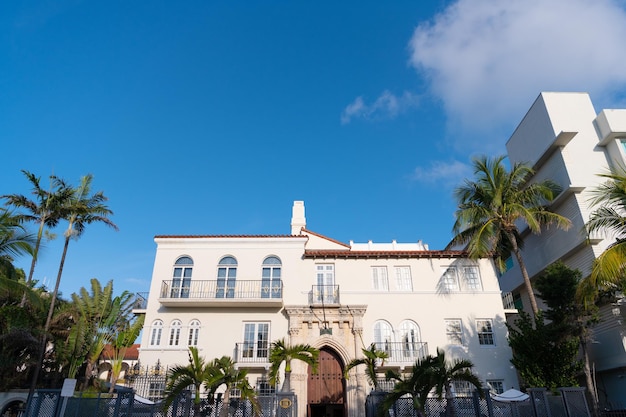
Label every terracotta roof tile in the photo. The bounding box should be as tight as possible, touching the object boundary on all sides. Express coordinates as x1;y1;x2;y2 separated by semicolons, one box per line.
304;249;469;259
154;234;306;239
301;229;351;248
101;344;140;360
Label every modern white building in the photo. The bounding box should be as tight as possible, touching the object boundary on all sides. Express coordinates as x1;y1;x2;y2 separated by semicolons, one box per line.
136;201;517;417
502;92;626;408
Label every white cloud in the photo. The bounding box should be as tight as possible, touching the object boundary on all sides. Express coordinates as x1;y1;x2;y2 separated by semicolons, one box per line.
410;159;472;187
409;0;626;135
341;90;420;124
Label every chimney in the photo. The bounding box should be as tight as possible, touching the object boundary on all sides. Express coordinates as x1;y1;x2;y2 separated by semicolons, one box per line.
291;201;306;235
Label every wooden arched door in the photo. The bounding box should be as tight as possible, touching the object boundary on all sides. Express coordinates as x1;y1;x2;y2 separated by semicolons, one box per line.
307;347;345;417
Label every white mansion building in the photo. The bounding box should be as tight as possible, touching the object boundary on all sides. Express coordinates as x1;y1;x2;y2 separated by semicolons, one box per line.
135;201;518;417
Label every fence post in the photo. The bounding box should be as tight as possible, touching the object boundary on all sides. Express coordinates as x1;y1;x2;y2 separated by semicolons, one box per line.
474;389;493;417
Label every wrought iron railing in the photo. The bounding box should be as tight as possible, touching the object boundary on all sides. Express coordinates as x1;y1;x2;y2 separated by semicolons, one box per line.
309;285;340;305
160;279;283;300
374;341;428;364
133;292;149;309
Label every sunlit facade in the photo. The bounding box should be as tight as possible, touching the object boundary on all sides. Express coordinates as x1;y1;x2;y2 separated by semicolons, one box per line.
503;92;626;408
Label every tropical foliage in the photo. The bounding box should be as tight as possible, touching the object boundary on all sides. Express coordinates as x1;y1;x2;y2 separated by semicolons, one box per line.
448;155;570;314
0;208;35;268
206;356;259;417
2;171;72;283
106;314;145;392
381;350;482;417
537;262;598;411
164;349;259;417
1;170;122;393
269;338;319;392
164;347;215;415
382;357;434;417
344;343;388;389
584;168;626;296
429;349;483;417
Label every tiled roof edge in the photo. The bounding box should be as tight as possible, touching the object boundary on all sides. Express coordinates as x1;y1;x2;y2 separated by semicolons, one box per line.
304;249;470;259
154;234;307;239
301;229;351;248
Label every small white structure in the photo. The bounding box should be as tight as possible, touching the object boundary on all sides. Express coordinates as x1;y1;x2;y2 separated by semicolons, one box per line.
491;389;529;402
137;201;518;417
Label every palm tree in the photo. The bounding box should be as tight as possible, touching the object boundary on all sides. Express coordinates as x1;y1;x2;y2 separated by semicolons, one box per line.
206;356;259;417
69;279;134;387
30;175;117;396
269;338;319;392
584;168;626;294
344;343;388;390
0;208;35;262
106;315;144;392
164;347;214;416
382;356;437;417
47;174;118;334
448;155;570;314
2;171;72;283
429;349;482;417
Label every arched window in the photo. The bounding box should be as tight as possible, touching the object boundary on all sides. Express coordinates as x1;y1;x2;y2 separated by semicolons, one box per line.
262;256;282;298
169;320;182;346
150;320;163;346
373;320;394;357
398;320;422;359
172;256;193;298
217;256;237;298
188;320;200;346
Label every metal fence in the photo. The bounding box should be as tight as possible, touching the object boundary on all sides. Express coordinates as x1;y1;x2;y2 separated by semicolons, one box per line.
23;389;296;417
366;388;593;417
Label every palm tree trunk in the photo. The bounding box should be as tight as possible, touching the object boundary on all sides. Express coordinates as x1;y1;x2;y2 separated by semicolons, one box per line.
445;383;456;417
20;220;45;308
27;234;71;405
27;219;45;283
193;386;202;417
580;337;599;417
282;370;292;392
507;231;539;315
219;388;231;417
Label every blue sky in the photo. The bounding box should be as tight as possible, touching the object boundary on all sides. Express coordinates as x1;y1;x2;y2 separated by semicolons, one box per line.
3;0;626;298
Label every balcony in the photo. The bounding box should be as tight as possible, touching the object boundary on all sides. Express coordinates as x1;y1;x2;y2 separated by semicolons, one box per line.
159;280;283;307
309;285;340;306
234;342;270;367
375;341;429;366
132;292;149;313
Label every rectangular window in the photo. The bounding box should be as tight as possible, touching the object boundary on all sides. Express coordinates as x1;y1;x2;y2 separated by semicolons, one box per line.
442;267;459;291
148;382;165;401
243;322;270;359
395;266;413;291
464;266;482;291
372;266;389;291
150;328;162;346
188;327;199;346
453;380;473;396
477;319;495;345
445;319;463;345
487;380;504;395
169;327;181;346
256;378;275;395
316;264;336;303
